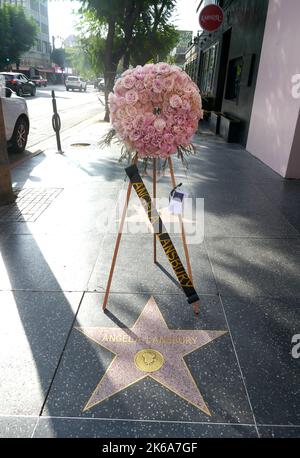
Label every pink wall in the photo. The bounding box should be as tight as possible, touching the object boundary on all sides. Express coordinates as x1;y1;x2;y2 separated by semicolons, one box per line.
247;0;300;178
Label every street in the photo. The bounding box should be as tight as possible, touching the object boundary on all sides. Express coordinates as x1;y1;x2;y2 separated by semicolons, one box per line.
25;84;104;151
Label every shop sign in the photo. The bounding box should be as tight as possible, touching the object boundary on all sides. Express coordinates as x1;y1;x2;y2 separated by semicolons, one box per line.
199;4;224;32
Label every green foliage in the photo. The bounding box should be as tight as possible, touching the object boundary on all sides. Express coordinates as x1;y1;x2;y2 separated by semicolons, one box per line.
51;48;65;68
78;0;178;120
79;1;178;70
130;22;179;66
65;44;95;79
0;4;38;70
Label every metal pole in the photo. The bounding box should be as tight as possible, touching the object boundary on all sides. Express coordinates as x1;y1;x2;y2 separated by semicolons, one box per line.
51;90;63;154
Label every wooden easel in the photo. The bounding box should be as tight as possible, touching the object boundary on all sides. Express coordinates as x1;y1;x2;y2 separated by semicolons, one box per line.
102;156;199;316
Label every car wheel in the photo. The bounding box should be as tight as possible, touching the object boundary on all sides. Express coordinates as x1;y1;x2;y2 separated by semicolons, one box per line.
31;87;36;96
79;86;82;92
84;86;87;92
9;117;29;154
66;87;69;91
17;87;23;97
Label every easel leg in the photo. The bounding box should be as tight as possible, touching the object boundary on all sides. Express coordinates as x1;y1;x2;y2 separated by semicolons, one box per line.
168;157;199;316
153;158;157;264
102;156;137;310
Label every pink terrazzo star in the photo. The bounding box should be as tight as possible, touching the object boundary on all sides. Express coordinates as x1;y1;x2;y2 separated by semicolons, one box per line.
76;296;227;415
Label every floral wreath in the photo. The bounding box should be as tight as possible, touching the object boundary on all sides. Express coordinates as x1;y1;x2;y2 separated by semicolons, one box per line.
101;63;203;161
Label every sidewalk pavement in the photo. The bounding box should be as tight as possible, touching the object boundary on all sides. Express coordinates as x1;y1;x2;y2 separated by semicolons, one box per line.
0;120;299;438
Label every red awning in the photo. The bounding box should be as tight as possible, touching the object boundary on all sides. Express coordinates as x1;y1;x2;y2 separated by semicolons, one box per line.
12;66;30;71
37;68;55;73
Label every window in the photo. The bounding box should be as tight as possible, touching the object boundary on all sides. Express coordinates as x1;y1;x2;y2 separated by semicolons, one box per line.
41;23;48;34
40;4;47;17
42;41;49;54
30;0;39;12
225;57;244;101
36;40;42;52
199;43;219;95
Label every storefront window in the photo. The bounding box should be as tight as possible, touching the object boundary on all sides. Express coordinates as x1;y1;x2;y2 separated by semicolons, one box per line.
225;57;244;101
199;43;219;95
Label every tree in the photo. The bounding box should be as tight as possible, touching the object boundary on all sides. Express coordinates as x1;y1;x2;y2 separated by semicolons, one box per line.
64;45;92;79
80;0;177;121
0;4;38;70
129;20;179;67
51;48;66;69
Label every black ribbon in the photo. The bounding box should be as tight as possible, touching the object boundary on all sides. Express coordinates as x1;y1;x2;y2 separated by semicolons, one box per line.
125;164;199;306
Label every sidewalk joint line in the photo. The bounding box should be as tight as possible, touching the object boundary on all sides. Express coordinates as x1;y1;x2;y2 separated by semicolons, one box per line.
218;294;260;438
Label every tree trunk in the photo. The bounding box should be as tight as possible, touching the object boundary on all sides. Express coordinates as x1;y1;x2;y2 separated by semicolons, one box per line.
0;98;16;205
123;50;130;71
104;69;117;123
104;19;117;122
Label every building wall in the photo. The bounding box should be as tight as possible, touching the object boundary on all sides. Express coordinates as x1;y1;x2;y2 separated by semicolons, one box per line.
221;0;269;145
247;0;300;178
0;0;51;69
196;0;269;146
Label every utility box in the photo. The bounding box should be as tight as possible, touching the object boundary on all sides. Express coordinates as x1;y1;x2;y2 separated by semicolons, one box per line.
210;112;222;134
219;113;241;142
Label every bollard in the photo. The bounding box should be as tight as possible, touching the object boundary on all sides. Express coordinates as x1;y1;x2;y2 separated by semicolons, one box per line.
51;90;63;154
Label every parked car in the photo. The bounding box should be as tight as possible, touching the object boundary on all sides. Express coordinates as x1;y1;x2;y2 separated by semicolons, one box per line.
1;87;30;153
94;77;105;90
31;75;47;87
65;76;87;92
0;72;36;96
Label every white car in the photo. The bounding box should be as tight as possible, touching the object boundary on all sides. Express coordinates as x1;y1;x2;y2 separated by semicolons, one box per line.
65;76;87;92
1;88;30;154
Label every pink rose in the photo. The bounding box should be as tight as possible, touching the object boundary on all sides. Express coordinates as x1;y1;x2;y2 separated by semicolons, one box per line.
129;130;141;142
144;74;154;89
152;92;163;104
151;135;163;148
135;79;144;91
133;114;145;130
134;67;146;80
152;76;164;93
125;89;139;104
115;96;126;107
122;69;134;77
163;133;174;144
138;89;151;104
144;113;156;126
123;75;136;89
169;94;182;109
154;117;166;132
125;105;138;117
181;99;191;111
157;63;171;74
162;76;175;92
145;125;155;136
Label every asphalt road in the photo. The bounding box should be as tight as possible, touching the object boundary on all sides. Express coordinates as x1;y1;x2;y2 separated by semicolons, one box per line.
25;84;105;150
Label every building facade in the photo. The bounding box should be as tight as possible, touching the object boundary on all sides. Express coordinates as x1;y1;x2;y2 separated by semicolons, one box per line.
187;0;269;146
173;31;193;68
0;0;51;73
187;0;300;178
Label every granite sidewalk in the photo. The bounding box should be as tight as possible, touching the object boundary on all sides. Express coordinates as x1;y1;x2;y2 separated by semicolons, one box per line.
0;121;299;438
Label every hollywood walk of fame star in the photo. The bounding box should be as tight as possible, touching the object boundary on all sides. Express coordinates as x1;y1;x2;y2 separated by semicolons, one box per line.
76;297;227;415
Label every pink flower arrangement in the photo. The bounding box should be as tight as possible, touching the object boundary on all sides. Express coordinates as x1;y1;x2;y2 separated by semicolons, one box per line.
109;63;203;158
